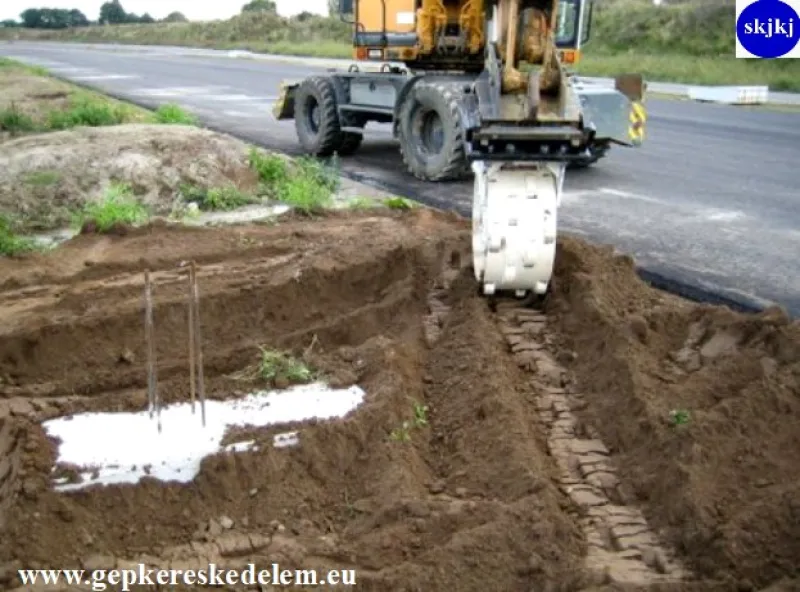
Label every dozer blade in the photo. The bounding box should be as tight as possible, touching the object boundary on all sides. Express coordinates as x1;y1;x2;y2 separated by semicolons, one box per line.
471;160;564;297
272;80;301;120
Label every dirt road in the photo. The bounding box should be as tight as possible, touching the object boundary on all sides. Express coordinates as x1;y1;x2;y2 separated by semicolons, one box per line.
0;208;798;590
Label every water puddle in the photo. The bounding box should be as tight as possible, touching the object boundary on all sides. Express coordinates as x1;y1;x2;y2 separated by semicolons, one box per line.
44;382;365;491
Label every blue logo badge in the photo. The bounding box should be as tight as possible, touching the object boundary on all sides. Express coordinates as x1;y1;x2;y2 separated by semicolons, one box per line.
736;0;800;58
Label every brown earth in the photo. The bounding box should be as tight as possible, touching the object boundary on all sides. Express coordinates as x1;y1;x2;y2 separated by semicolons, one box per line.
0;208;798;590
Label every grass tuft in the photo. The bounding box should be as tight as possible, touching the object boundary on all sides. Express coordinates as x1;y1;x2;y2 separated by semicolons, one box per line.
248;150;339;214
47;94;139;129
0;215;38;256
72;182;150;232
152;103;198;125
179;183;256;211
0;102;36;134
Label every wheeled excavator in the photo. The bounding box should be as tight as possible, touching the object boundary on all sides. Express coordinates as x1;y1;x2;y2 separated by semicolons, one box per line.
273;0;646;298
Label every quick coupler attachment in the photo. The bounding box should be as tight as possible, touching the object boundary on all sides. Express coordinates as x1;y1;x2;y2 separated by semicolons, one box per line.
465;124;592;162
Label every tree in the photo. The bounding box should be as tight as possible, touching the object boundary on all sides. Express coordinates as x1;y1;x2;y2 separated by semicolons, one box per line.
138;12;155;23
98;0;127;25
1;19;19;27
241;0;277;13
162;11;188;22
69;8;90;26
19;8;90;28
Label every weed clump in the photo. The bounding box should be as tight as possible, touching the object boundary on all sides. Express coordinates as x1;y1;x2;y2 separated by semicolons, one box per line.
47;94;139;129
72;182;150;233
179;183;256;211
231;346;316;388
153;103;198;125
0;215;37;256
248;149;339;214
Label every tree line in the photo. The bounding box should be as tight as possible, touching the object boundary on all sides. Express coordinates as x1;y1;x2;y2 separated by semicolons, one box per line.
1;0;188;29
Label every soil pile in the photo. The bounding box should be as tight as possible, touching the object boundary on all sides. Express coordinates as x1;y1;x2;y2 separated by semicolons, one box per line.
547;237;800;590
0;125;261;231
0;210;798;590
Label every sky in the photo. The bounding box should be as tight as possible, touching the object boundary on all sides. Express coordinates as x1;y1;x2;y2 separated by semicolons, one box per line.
1;0;327;22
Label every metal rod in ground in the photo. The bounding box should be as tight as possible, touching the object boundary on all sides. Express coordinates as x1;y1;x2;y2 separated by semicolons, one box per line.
191;261;206;427
144;269;155;419
188;264;196;414
147;270;162;433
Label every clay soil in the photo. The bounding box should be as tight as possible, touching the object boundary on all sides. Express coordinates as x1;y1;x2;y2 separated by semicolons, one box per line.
0;209;798;591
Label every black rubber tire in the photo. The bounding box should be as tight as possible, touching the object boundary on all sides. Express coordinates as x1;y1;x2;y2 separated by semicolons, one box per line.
293;76;344;157
397;82;470;182
337;131;363;156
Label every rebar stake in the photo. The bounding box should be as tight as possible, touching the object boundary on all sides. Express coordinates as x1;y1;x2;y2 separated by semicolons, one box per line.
144;269;161;432
188;264;196;414
191;261;207;427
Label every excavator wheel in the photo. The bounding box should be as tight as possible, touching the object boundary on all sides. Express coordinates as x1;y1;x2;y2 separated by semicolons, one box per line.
294;76;361;157
337;129;363;156
397;82;471;182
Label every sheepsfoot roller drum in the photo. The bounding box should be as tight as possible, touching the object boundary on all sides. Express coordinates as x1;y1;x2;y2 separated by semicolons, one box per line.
471;161;563;297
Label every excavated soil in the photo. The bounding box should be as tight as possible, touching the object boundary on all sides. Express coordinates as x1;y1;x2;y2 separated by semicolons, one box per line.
0;209;798;591
0;125;262;232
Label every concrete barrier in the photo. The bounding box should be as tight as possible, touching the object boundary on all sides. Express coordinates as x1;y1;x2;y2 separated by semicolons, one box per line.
687;85;769;105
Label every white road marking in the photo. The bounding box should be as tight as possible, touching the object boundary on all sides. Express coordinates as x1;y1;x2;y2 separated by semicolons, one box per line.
48;67;97;74
223;110;262;117
71;74;139;80
705;210;745;222
204;94;276;102
598;187;662;204
131;86;229;97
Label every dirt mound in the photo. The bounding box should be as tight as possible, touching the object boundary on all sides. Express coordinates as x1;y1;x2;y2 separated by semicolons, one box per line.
0;208;583;591
546;237;800;590
0;210;798;590
0;124;260;231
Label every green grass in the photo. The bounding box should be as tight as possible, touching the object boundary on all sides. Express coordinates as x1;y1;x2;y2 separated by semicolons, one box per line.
0;215;38;256
0;56;49;76
256;348;314;384
72;182;150;232
2;0;799;90
179;183;256;211
24;170;61;186
390;400;430;443
47;93;142;129
248;149;339;214
153;103;198;125
0;102;36;134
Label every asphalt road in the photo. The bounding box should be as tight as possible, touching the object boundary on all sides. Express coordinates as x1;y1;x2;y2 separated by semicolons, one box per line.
2;41;800;315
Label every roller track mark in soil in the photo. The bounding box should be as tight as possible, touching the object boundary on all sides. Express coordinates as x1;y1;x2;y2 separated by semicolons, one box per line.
493;300;692;586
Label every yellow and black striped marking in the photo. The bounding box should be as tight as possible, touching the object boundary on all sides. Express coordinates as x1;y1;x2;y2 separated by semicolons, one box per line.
629;101;646;144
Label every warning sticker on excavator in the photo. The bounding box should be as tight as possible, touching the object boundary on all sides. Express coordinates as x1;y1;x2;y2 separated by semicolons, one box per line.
629;101;646;144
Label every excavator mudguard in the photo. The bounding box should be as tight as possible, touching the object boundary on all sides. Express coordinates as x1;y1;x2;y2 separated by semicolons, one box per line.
572;73;647;147
273;80;301;120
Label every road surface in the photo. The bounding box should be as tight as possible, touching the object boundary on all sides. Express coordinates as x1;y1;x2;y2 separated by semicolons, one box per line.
2;41;799;315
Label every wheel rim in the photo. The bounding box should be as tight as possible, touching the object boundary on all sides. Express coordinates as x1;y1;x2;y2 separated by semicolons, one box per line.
412;107;445;156
304;96;321;135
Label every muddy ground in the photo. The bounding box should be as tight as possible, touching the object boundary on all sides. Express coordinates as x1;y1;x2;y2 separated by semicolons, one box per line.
0;207;797;591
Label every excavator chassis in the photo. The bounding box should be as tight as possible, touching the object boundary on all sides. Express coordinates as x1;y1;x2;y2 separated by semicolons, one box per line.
273;62;644;297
